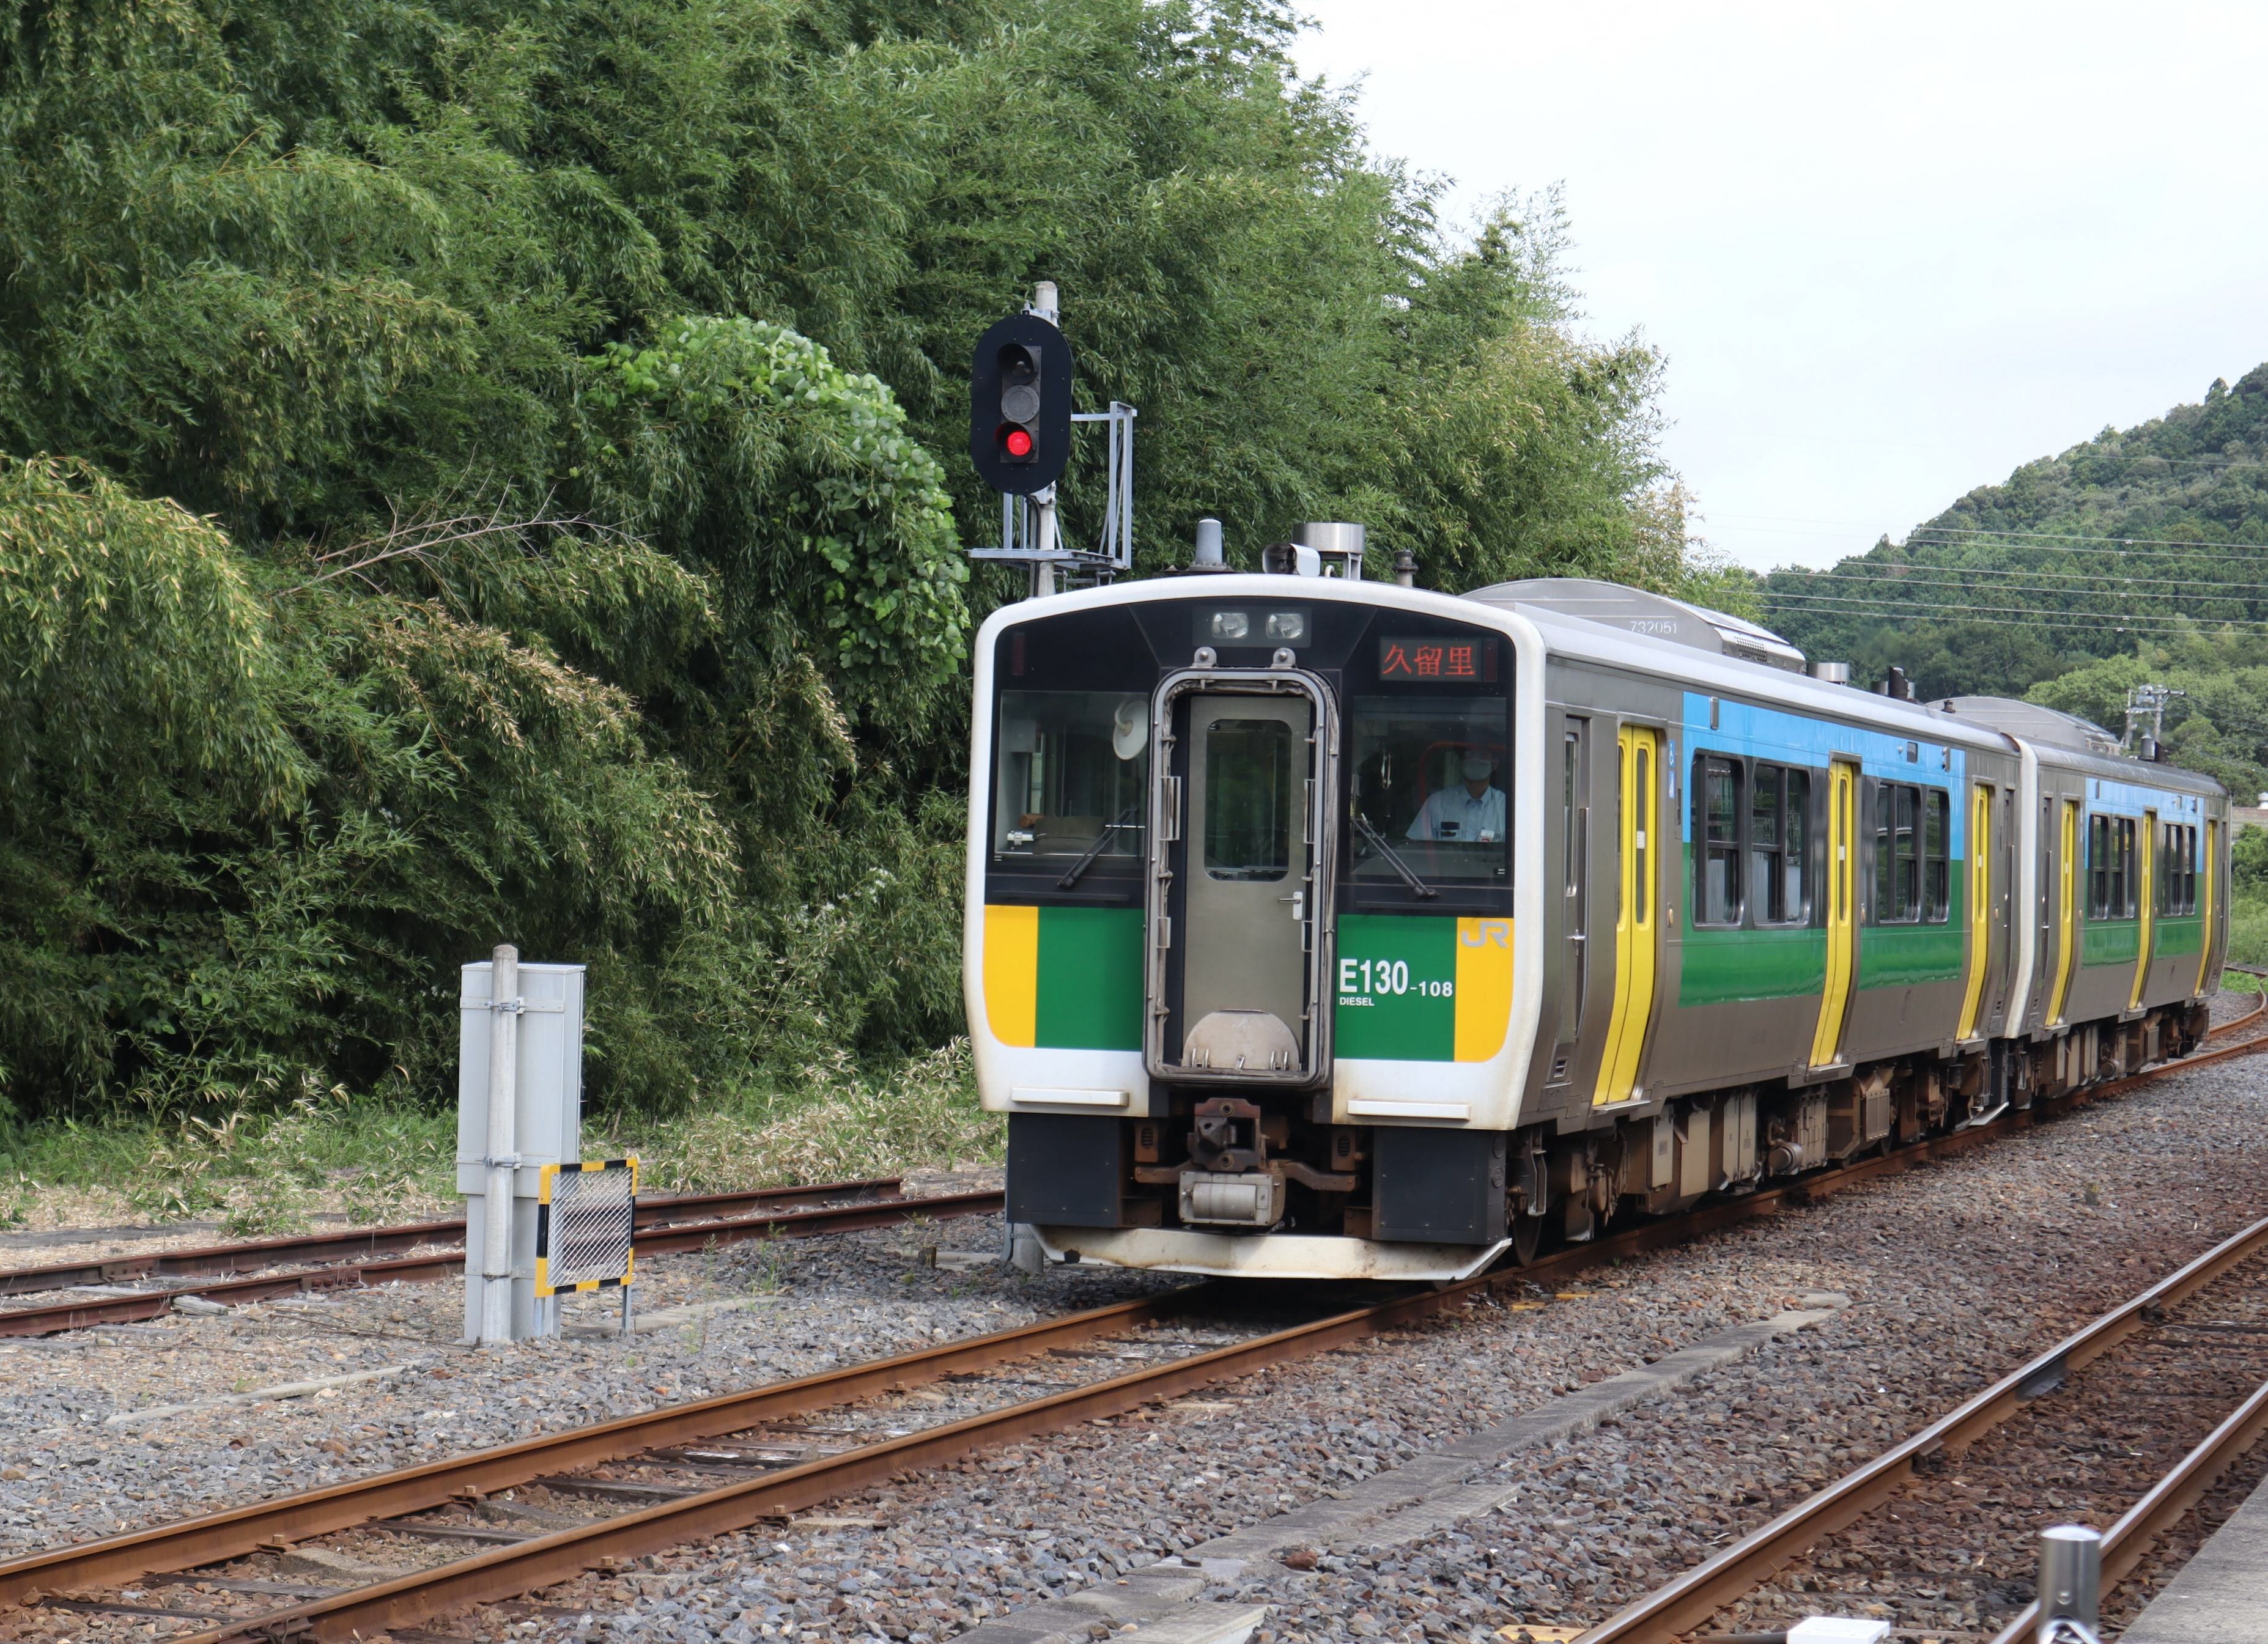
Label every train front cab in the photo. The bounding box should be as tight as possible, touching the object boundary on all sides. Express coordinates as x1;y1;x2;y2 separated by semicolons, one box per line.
964;579;1543;1281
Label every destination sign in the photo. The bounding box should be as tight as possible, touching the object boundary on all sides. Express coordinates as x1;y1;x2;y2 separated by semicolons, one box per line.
1376;635;1498;682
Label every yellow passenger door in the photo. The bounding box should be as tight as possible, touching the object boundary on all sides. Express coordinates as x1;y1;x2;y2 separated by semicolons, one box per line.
2196;820;2219;994
1592;726;1660;1107
2049;798;2079;1025
1957;781;1992;1041
1810;759;1858;1067
2132;811;2156;1008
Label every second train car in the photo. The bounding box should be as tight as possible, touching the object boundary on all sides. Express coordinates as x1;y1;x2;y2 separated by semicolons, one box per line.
964;554;2228;1281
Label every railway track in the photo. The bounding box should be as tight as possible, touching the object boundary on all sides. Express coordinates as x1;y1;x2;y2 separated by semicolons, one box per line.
15;976;2255;1344
1570;1212;2268;1644
8;989;2266;1644
0;1178;1005;1338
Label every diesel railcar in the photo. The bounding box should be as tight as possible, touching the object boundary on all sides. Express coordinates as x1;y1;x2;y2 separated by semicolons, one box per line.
964;560;2228;1282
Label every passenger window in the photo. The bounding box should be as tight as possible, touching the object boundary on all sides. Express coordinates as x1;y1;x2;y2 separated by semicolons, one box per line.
1348;695;1510;885
2116;817;2137;916
1746;764;1812;924
1923;789;1950;923
1871;782;1924;923
1748;764;1781;921
1784;770;1811;921
992;690;1150;863
1894;786;1919;921
1203;719;1293;881
1696;755;1743;926
2088;814;2111;918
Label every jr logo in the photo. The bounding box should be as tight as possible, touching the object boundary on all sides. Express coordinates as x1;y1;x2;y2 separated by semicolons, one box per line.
1458;919;1512;949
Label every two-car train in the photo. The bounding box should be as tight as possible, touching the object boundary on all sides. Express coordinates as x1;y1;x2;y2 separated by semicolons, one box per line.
964;544;2228;1281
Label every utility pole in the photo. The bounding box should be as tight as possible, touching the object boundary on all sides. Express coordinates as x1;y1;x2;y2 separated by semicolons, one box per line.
2122;682;2184;761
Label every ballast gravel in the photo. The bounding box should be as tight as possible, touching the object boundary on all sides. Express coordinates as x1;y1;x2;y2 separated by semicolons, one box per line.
517;1040;2268;1644
0;1168;1175;1561
6;1023;2267;1644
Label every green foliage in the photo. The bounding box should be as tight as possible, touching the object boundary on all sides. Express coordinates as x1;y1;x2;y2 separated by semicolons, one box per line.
2234;825;2268;895
577;315;968;724
1757;366;2268;693
0;0;1693;1127
2025;633;2268;803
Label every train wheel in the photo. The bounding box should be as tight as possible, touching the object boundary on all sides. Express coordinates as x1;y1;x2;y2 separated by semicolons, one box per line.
1510;1212;1545;1266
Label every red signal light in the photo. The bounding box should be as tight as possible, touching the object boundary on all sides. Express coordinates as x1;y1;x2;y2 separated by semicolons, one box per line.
1003;427;1035;459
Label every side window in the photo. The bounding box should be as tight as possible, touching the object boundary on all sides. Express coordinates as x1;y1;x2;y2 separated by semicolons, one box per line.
1923;789;1951;923
2159;821;2190;915
1784;769;1812;924
1748;764;1812;924
1872;782;1923;923
2088;814;2110;918
2119;817;2138;917
1695;754;1743;927
1873;784;1894;919
1749;764;1782;923
1893;784;1919;921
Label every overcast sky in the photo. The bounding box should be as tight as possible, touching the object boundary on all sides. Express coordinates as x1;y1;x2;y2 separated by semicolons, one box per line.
1291;1;2268;573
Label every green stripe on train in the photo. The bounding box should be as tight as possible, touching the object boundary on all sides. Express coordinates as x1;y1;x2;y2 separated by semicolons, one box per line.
1675;851;1967;1003
2154;913;2204;958
1036;906;1145;1050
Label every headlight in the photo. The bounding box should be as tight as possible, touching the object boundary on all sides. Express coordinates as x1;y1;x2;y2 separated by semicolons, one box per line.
1264;610;1307;643
1210;611;1250;641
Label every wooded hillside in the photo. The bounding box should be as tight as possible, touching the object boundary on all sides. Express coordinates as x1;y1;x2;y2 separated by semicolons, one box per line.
1758;366;2268;798
0;1;1702;1122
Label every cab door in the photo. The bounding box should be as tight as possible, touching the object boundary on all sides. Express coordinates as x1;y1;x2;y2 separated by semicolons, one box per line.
1592;726;1660;1107
1146;674;1338;1085
1811;759;1858;1067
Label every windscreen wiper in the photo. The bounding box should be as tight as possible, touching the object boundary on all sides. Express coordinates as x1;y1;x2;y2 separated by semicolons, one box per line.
1353;813;1438;899
1058;803;1143;890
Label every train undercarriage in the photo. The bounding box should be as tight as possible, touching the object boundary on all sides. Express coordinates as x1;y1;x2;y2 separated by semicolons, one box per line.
1010;998;2211;1280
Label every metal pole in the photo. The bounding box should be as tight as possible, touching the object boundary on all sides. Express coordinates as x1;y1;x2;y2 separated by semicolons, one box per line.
479;943;520;1344
1030;484;1059;597
2035;1524;2103;1643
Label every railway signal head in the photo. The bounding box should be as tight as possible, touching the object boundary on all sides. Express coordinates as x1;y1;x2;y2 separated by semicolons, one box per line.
970;312;1072;494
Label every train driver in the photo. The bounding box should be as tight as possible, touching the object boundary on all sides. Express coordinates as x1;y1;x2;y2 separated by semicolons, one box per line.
1407;753;1505;844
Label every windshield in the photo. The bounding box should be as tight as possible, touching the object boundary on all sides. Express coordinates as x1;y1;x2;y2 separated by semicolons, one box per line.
992;690;1150;863
1348;695;1510;884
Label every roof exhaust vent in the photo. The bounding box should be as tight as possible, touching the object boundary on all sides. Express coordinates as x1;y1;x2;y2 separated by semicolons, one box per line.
1809;660;1851;685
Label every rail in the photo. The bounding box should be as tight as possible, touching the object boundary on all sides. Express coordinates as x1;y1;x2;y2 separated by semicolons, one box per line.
0;1185;1002;1337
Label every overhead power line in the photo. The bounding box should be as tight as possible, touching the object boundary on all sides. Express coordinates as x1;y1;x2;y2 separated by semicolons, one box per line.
1775;564;2268;595
1756;590;2265;632
1896;526;2268;556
